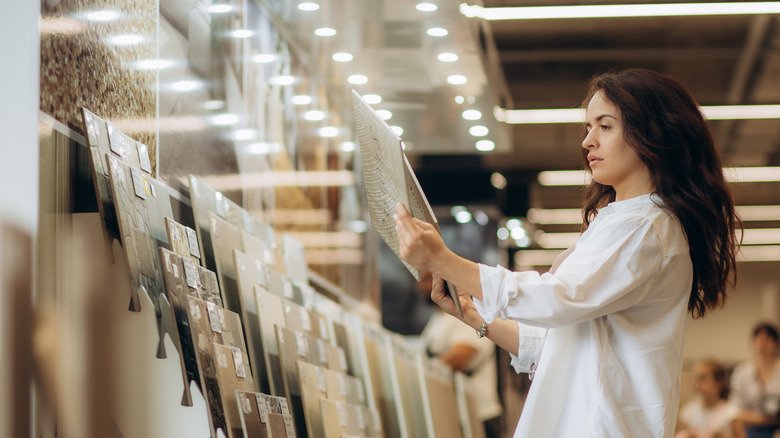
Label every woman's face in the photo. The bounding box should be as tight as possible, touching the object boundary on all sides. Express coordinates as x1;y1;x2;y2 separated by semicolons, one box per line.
692;362;722;402
754;329;778;358
582;91;652;200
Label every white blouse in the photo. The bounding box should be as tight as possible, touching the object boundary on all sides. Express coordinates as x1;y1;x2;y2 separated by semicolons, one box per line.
474;193;693;438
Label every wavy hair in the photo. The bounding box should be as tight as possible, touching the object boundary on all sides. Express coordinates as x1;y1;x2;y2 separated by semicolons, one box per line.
580;68;740;319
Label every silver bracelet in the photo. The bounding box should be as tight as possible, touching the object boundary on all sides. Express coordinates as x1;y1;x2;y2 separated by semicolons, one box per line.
477;321;487;338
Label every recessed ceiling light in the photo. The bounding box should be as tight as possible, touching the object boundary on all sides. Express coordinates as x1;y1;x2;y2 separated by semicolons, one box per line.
231;129;259;141
332;52;353;62
455;95;465;104
417;3;438;12
133;59;175;70
252;54;278;63
341;142;356;152
455;210;473;224
319;127;339;137
391;126;404;136
438;52;459;62
315;27;336;37
292;95;312;105
208;114;240;126
207;4;234;13
375;110;392;120
168;80;203;92
83;10;121;22
347;74;368;85
459;2;780;20
270;75;296;85
491;172;507;189
469;125;489;136
298;2;320;11
447;75;467;85
427;27;448;37
228;29;254;38
363;94;382;104
462;109;482;120
106;34;145;46
475;139;495;151
304;110;326;121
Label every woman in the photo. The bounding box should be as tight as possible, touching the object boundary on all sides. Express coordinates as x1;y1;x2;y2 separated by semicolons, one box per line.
676;359;744;438
394;68;740;437
730;323;780;438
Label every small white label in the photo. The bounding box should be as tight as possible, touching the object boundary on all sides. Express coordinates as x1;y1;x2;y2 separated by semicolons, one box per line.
279;399;289;415
148;181;156;197
301;308;311;332
171;262;179;279
283;282;294;299
210;217;218;237
207;302;222;333
107;124;125;157
316;367;327;392
131;168;147;200
183;259;200;289
232;347;247;379
356;380;365;402
263;249;274;265
217;348;228;368
136;141;152;173
260;412;268;424
255;394;270;414
240;393;252;414
191;178;200;197
295;331;308;358
319;318;328;341
283;415;295;438
317;339;328;365
338;403;348;427
254;260;267;287
338;374;348;397
189;299;201;320
242;210;254;233
356;406;366;431
215;192;227;218
338;349;348;372
186;227;200;258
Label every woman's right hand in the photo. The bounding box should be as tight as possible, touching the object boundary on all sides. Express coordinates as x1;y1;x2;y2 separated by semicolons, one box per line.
430;275;483;331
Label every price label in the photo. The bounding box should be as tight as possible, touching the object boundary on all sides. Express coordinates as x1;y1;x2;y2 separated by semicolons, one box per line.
207;302;222;333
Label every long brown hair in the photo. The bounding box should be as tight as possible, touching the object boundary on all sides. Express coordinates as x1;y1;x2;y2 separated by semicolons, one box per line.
580;68;740;319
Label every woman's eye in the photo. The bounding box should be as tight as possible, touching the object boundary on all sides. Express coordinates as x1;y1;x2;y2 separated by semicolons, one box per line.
600;125;611;130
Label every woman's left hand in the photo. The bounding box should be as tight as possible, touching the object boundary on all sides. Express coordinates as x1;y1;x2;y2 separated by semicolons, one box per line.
394;203;449;273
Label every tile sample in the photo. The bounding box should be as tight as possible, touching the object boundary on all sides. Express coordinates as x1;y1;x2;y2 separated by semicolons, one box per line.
213;343;256;438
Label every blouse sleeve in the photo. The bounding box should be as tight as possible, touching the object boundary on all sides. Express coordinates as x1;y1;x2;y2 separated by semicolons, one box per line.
509;322;547;374
473;216;666;328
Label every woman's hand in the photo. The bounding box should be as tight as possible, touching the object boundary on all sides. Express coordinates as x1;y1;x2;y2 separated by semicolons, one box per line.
394;203;449;273
430;275;482;330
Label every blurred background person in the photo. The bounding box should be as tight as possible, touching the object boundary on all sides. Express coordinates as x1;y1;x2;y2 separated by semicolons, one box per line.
676;359;744;438
418;271;503;438
730;322;780;438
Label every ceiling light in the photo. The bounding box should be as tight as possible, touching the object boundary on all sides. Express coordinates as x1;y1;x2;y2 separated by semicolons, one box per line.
427;27;448;37
292;95;312;105
318;127;339;137
725;167;780;183
332;52;353;62
132;59;174;70
363;94;382;104
527;208;582;225
455;211;473;224
739;245;780;262
270;75;296;85
168;80;203;92
417;3;438;12
438;52;458;62
82;10;121;22
459;2;780;20
534;231;580;249
455;96;465;104
447;75;468;85
741;228;780;245
450;205;467;215
207;4;234;13
347;74;368;85
495;105;780;124
298;2;320;11
510;227;526;240
462;109;482;120
391;126;404;136
475;139;495;151
497;227;510;240
228;29;254;38
253;54;278;63
469;125;489;136
491;172;507;189
474;210;489;226
737;205;780;221
340;142;356;152
315;27;336;37
203;100;225;111
303;110;325;121
246;143;282;155
208;114;240;126
506;218;522;229
230;129;259;141
375;110;392;120
105;34;145;46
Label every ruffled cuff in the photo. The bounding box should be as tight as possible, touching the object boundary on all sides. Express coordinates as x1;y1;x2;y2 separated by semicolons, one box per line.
509;323;547;376
473;264;518;324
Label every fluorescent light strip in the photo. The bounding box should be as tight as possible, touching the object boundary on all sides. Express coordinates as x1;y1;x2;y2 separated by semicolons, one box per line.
495;105;780;124
737;206;780;221
538;167;780;186
528;206;780;224
460;2;780;20
742;229;780;245
738;245;780;262
514;246;780;266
